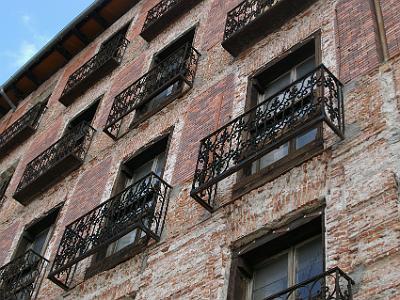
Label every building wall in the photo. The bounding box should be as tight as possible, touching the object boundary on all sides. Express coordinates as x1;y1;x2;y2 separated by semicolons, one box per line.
0;0;400;299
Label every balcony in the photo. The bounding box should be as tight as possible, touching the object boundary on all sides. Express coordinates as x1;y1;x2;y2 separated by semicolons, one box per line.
48;172;171;290
13;122;95;205
59;33;130;106
104;43;200;139
262;267;354;300
222;0;317;56
191;65;344;211
140;0;202;42
0;250;48;300
0;102;46;158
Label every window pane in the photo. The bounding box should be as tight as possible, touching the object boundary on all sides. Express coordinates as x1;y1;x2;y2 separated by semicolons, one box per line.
251;161;258;174
30;228;51;255
295;237;323;299
106;229;137;256
295;56;315;80
253;253;288;300
262;72;291;102
259;143;289;170
153;152;166;177
295;128;317;149
129;160;155;185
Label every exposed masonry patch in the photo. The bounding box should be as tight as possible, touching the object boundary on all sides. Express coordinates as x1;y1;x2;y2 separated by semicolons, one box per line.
379;64;400;144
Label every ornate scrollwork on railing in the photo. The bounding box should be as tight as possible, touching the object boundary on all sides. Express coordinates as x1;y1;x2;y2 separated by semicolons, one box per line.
0;102;46;154
60;33;130;104
142;0;181;30
104;43;200;139
191;65;344;211
0;250;48;300
224;0;278;41
263;267;354;300
48;172;171;290
14;122;95;198
140;0;202;41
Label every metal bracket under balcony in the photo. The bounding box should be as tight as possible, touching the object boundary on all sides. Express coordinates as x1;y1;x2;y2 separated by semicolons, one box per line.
0;102;46;158
13;122;95;205
140;0;202;42
262;267;354;300
59;34;129;106
104;43;200;139
222;0;317;56
48;172;171;290
191;65;345;212
0;250;48;300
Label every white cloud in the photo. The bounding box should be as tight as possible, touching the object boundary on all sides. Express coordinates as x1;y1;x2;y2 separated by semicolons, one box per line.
1;14;51;68
0;12;52;80
2;41;40;68
21;14;32;25
15;41;39;67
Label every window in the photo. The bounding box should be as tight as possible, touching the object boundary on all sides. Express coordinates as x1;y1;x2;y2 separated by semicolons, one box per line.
228;212;323;300
86;135;170;277
234;36;323;197
100;23;130;51
106;136;167;256
250;41;318;175
133;28;196;125
252;236;322;299
3;208;60;299
67;97;100;131
13;207;61;259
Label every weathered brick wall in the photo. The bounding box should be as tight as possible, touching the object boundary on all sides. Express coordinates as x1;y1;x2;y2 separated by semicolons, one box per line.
335;0;381;83
0;0;400;299
380;0;400;58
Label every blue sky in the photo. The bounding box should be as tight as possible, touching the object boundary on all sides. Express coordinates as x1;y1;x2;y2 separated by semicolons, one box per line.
0;0;95;85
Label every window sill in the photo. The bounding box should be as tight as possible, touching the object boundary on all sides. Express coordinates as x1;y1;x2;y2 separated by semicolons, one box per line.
232;140;324;200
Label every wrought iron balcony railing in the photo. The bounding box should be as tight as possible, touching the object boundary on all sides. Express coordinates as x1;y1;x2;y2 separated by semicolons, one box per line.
0;102;46;157
191;65;344;211
48;172;171;290
13;122;95;205
140;0;202;41
59;33;130;106
104;43;200;139
262;267;354;300
0;250;48;300
222;0;317;56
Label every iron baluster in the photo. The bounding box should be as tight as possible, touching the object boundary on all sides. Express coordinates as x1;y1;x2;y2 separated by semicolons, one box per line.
48;172;171;290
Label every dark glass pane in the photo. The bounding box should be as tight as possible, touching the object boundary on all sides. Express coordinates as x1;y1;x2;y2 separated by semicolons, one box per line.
295;237;323;299
295;128;318;149
30;227;51;255
253;253;288;300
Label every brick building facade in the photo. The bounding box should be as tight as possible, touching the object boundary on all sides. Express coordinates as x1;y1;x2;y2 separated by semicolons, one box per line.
0;0;399;299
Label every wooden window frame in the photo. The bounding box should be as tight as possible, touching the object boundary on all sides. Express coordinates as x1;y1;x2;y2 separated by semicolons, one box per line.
227;209;325;300
85;130;173;278
130;26;198;129
233;32;323;199
66;96;102;132
12;205;62;259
